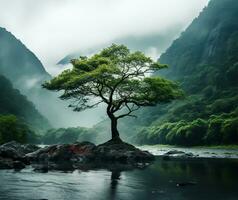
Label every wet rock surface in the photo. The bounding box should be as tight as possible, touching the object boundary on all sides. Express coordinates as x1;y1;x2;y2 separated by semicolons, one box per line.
0;158;14;169
26;141;96;163
161;150;195;160
95;140;154;163
0;140;154;171
0;141;39;169
1;141;40;156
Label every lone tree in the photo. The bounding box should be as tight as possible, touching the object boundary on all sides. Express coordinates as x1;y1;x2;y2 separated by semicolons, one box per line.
43;44;182;142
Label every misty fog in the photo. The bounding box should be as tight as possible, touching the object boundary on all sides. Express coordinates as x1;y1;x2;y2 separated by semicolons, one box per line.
0;0;209;128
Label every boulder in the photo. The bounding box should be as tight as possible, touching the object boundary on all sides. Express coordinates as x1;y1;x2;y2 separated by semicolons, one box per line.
13;161;26;170
164;150;185;155
0;158;14;169
26;142;96;163
0;156;25;170
0;141;40;168
33;164;49;173
94;140;154;163
162;150;194;159
0;146;22;160
22;144;40;154
1;141;40;156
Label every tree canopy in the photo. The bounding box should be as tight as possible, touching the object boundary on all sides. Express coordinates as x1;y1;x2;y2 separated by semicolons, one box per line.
43;44;183;141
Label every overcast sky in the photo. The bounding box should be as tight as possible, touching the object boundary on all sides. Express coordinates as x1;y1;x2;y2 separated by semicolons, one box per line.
0;0;209;75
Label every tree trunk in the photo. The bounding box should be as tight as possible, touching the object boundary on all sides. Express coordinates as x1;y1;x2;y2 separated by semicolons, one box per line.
107;105;122;142
110;117;121;141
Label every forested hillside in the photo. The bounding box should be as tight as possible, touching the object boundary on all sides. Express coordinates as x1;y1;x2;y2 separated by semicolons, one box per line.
0;75;50;132
120;0;238;146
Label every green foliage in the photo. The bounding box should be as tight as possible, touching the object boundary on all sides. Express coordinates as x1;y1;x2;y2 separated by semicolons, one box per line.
134;112;238;146
0;115;37;144
43;44;182;112
209;96;238;114
221;117;238;144
204;116;223;144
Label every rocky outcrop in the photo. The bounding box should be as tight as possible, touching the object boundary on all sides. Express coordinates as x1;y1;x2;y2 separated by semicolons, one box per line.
0;140;154;172
0;141;39;169
27;142;96;163
28;140;154;171
1;141;40;156
95;140;154;162
161;150;195;160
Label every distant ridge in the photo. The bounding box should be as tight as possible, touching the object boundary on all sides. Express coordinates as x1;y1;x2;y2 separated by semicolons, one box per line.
0;27;50;86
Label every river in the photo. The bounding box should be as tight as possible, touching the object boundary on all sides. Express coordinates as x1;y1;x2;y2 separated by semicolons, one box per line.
0;147;238;200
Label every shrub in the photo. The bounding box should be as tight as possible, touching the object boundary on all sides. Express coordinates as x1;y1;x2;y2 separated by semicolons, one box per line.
221;117;238;144
135;113;237;146
0;115;34;144
184;119;207;146
203;116;223;145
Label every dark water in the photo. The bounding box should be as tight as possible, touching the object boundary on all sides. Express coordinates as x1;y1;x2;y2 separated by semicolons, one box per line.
0;158;238;200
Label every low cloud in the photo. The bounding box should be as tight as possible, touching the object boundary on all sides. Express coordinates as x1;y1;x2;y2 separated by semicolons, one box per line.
0;0;209;75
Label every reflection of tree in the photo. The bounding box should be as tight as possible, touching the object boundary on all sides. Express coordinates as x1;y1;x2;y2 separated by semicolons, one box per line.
110;170;121;200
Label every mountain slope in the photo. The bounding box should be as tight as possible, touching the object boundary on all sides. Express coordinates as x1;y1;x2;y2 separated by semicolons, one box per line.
157;0;238;104
0;27;87;128
0;27;55;125
160;0;238;79
0;75;50;131
117;0;238;145
0;27;51;90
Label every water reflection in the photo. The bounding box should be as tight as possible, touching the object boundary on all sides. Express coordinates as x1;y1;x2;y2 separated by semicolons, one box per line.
0;158;238;200
110;171;121;200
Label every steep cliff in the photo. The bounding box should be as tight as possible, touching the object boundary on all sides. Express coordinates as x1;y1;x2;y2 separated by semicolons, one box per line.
159;0;238;89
